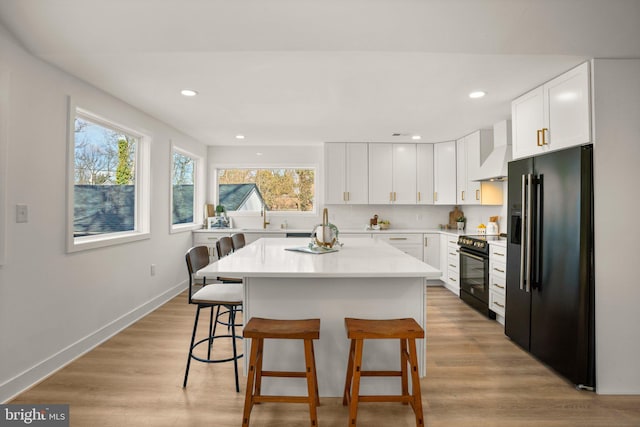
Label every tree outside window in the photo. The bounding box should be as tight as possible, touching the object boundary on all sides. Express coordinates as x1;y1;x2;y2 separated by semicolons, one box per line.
172;151;195;225
217;168;315;212
73;115;137;237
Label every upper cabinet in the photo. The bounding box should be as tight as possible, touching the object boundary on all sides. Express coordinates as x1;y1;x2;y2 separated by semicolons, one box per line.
457;130;494;205
512;61;591;160
433;141;457;205
416;144;434;205
325;143;368;204
368;143;417;204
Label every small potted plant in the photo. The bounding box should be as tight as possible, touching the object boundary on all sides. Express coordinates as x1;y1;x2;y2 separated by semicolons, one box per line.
456;215;466;231
378;219;390;230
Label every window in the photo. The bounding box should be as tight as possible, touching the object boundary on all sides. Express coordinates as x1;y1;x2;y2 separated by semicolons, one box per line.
217;168;315;213
171;147;201;230
67;104;150;252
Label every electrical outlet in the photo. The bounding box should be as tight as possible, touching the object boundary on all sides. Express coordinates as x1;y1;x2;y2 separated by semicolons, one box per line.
16;204;28;223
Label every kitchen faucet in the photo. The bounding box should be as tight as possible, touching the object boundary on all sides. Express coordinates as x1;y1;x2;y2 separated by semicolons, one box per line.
262;204;270;229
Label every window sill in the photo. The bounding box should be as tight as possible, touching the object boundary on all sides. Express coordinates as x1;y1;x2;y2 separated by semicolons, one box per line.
67;231;151;253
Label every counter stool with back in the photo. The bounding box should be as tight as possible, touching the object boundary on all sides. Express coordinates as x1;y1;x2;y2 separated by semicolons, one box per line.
182;245;244;392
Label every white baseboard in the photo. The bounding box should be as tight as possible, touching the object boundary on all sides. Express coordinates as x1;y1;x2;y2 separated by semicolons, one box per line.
0;281;187;403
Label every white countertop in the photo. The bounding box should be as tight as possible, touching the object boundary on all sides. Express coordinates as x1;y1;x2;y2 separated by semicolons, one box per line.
193;227;462;235
196;237;441;279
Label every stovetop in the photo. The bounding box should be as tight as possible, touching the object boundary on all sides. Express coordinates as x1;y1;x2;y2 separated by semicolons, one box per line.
457;234;507;252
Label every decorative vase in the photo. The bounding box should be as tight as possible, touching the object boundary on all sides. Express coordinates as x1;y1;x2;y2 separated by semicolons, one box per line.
456;222;465;231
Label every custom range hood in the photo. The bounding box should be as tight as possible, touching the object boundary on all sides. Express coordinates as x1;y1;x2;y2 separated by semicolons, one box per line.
473;119;512;181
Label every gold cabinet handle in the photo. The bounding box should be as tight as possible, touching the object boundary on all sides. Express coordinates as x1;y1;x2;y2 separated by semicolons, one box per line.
390;192;393;202
449;264;456;268
389;237;407;241
537;129;543;146
449;277;457;282
424;237;428;247
541;128;548;145
493;283;505;289
417;191;421;202
434;191;438;202
347;191;350;201
461;190;465;201
394;192;397;201
476;189;479;200
493;301;505;308
494;252;505;257
494;267;505;273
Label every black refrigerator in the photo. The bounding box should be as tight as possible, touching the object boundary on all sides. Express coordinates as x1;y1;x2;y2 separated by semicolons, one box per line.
506;144;595;390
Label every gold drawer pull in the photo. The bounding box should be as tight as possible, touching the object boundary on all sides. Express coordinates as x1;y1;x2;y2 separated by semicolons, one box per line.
449;264;457;268
493;301;505;308
449;277;457;282
494;252;505;257
493;283;505;289
389;237;407;241
493;267;505;273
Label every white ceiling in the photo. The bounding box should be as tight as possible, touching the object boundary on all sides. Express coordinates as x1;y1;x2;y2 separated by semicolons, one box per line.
1;0;639;146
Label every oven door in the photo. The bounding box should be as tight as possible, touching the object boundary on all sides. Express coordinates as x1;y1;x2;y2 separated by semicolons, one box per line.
459;249;489;304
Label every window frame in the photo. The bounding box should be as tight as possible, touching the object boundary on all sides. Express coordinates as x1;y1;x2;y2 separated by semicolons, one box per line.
66;99;151;252
170;144;203;233
214;165;318;217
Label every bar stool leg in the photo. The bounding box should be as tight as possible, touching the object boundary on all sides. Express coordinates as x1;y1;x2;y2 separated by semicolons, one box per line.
400;338;409;405
183;305;201;388
230;305;240;393
342;339;356;406
310;339;320;406
242;338;261;427
253;338;265;399
348;339;364;426
303;339;319;426
408;339;424;426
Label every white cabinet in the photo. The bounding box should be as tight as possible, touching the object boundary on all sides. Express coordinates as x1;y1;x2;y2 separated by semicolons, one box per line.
423;233;440;267
192;231;231;262
325;142;368;204
456;130;493;205
489;243;507;323
374;233;423;260
433;141;457;205
368;144;417;204
440;234;460;295
512;61;591;160
423;233;441;284
416;144;434;205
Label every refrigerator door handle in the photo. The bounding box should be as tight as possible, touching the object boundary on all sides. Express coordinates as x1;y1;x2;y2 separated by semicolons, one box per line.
519;174;527;291
525;174;534;293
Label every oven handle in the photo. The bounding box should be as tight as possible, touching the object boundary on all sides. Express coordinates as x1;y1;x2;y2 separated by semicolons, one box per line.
460;251;485;262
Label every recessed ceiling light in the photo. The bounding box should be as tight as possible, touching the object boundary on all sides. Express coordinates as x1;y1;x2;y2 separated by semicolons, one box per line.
412;135;421;140
235;135;245;140
469;91;486;99
256;152;263;156
180;89;198;97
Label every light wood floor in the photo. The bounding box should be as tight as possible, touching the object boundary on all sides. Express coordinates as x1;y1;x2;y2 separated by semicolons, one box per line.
11;287;640;426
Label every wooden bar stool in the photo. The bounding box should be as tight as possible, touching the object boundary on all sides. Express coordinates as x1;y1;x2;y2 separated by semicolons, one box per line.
342;317;425;426
242;317;321;427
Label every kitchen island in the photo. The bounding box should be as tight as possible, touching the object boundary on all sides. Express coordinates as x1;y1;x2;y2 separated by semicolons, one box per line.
196;237;441;397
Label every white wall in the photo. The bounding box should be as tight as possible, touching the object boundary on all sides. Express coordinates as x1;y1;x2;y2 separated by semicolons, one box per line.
208;144;503;232
593;59;640;394
0;24;207;401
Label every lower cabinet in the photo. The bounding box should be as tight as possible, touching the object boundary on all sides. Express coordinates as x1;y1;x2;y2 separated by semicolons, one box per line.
374;233;423;260
489;243;507;324
440;234;460;295
423;233;441;284
244;232;285;244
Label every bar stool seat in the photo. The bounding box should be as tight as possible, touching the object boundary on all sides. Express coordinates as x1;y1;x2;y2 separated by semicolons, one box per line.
242;317;321;427
343;317;425;426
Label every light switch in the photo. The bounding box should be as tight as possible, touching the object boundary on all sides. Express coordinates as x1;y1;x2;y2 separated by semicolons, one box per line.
16;204;28;223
